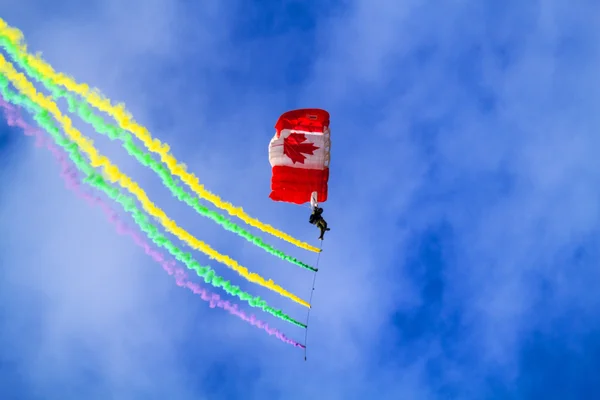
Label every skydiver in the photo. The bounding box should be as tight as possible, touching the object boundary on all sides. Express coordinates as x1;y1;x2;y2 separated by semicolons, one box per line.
309;206;330;240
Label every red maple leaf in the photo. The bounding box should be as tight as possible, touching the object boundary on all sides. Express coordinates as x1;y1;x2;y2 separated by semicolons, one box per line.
283;133;320;164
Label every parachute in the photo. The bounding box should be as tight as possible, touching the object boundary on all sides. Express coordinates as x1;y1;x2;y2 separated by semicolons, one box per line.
268;108;331;205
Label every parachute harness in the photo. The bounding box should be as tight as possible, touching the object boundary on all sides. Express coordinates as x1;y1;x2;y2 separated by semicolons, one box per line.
303;239;324;361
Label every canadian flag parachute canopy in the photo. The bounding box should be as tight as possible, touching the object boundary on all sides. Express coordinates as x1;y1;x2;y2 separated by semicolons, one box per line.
268;108;331;205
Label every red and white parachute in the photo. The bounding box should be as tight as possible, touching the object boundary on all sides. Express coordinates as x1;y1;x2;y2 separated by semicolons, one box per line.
268;108;330;206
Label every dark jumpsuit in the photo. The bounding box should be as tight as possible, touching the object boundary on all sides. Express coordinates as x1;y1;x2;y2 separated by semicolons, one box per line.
309;207;330;239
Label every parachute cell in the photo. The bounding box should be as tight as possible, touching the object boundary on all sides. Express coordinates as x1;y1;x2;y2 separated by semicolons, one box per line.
268;108;330;204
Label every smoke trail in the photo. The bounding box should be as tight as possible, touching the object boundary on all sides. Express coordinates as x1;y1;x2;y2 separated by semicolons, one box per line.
0;75;306;328
4;106;305;348
0;54;310;309
0;19;321;254
53;87;316;272
0;98;305;348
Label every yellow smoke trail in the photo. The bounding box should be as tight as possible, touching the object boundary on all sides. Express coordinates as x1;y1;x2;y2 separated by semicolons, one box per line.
0;18;321;254
0;54;310;308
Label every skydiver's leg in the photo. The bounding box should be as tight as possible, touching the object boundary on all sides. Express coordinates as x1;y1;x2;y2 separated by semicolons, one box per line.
317;219;327;240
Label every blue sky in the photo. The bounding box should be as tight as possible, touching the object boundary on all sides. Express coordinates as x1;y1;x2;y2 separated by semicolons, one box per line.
1;0;600;398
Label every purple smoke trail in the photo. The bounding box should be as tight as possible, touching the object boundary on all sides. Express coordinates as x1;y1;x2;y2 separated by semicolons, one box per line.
0;97;304;348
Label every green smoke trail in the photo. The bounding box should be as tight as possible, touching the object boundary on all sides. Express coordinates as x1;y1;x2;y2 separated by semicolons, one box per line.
0;36;317;274
0;74;306;328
